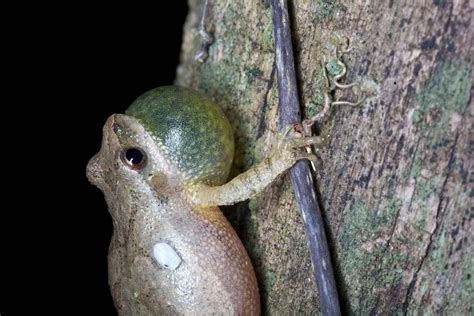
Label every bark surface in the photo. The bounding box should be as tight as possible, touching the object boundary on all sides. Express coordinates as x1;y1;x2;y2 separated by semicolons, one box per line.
176;0;473;314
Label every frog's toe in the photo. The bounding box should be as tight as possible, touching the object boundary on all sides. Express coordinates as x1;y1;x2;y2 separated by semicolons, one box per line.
284;133;331;149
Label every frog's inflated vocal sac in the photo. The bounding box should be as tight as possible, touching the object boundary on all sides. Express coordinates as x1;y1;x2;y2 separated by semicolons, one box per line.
87;86;324;315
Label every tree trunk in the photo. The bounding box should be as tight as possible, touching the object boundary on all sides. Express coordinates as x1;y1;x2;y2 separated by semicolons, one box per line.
176;0;473;314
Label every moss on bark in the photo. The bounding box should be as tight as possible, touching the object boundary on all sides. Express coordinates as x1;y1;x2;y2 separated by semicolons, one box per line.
176;0;473;314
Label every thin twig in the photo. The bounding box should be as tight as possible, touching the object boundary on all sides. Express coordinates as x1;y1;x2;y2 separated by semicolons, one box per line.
195;0;213;63
269;0;341;315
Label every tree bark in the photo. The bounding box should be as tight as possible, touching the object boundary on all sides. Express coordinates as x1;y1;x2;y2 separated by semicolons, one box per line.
176;0;473;314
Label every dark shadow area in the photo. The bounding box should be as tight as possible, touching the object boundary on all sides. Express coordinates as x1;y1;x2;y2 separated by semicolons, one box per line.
73;4;188;314
3;2;188;314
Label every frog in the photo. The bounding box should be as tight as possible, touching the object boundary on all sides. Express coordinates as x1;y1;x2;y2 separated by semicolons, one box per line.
86;85;328;315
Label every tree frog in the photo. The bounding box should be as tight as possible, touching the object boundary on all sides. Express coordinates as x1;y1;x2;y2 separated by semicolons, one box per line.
86;86;327;315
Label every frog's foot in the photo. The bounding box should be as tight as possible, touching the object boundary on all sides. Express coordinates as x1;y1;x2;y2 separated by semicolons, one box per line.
304;38;365;131
271;124;330;169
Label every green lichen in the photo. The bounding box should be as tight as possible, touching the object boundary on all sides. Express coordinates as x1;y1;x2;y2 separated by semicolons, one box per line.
262;269;277;295
385;198;400;214
407;179;438;234
412;61;471;148
315;0;337;21
406;60;470;203
361;77;380;95
377;62;473;313
196;5;263;172
244;66;263;85
340;199;399;248
199;61;239;99
339;198;404;312
199;60;258;175
223;5;239;25
261;22;274;51
410;218;473;313
326;58;344;77
242;198;265;269
304;64;327;118
416;180;436;205
341;144;353;154
305;100;323;118
411;109;423;124
241;206;266;278
428;231;447;275
460;257;474;312
397;60;471;260
241;203;279;309
248;197;259;214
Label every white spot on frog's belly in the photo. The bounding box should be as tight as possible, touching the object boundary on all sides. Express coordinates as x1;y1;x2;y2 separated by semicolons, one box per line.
152;242;182;270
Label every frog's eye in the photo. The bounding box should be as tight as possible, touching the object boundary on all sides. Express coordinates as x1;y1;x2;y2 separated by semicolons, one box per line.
121;147;147;170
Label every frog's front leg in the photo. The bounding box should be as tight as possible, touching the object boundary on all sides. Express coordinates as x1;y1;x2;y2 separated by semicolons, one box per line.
187;124;329;207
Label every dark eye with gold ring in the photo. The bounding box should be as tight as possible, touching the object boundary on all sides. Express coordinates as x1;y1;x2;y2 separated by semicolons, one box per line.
121;147;147;170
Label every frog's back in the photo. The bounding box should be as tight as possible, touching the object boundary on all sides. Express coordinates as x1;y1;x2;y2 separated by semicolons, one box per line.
126;86;234;185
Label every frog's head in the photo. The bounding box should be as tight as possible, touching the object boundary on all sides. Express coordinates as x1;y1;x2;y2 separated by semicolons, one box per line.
86;86;234;219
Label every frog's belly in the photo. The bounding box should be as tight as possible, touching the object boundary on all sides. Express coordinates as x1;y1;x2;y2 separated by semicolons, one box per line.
108;206;260;315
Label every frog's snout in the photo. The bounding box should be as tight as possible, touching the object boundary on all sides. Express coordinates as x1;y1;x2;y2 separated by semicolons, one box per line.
86;154;104;186
86;114;119;186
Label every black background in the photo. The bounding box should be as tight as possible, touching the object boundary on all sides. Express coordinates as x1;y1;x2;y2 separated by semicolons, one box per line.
3;2;189;314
